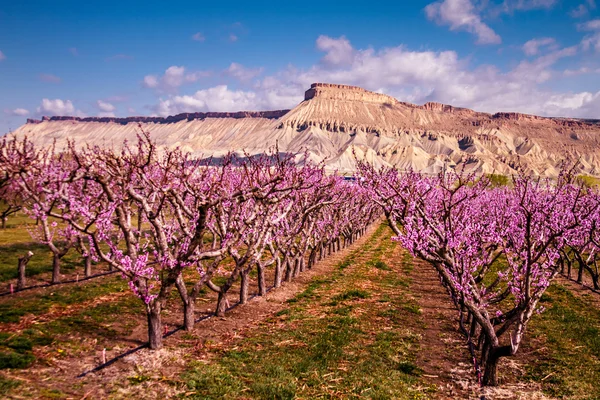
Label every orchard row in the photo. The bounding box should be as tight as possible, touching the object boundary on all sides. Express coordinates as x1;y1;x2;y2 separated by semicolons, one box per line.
2;134;599;386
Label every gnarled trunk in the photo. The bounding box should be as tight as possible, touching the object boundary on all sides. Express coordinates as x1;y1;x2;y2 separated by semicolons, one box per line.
175;275;195;331
17;251;33;290
216;292;228;317
51;253;61;284
83;255;92;277
274;256;283;288
240;272;249;304
257;263;267;296
147;302;163;350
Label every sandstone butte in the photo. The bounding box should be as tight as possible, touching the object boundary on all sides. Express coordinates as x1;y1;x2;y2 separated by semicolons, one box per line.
12;83;600;176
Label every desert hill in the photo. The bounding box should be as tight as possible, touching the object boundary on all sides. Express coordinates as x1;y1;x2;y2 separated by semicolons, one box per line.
14;83;600;176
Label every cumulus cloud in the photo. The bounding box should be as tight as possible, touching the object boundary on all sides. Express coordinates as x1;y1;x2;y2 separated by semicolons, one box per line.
0;50;5;61
425;0;501;44
143;66;211;92
225;62;264;82
149;35;597;120
96;100;115;112
522;37;556;55
143;75;159;88
5;108;29;116
39;73;62;83
155;85;265;116
192;32;205;41
229;34;238;42
316;35;355;65
36;99;77;116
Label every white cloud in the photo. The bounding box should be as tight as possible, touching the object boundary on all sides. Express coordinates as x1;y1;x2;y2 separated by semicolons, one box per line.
143;66;211;92
570;0;596;18
143;75;159;88
425;0;501;44
150;35;597;120
155;85;266;116
127;107;136;114
226;62;264;81
316;35;355;65
522;37;556;56
563;67;600;76
579;19;600;30
192;32;205;41
571;4;589;18
229;34;238;42
579;19;600;52
5;108;29;116
69;47;78;56
0;50;5;61
39;73;62;83
96;100;115;112
37;99;77;116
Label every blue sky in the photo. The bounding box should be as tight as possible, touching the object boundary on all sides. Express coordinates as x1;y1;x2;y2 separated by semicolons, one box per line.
1;0;599;134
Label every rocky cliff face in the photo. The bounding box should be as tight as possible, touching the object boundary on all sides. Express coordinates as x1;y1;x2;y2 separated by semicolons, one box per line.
12;83;600;176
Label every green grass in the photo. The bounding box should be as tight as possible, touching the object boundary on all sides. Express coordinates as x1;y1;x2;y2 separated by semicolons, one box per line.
524;284;600;398
0;212;93;283
0;275;128;324
180;224;434;399
0;374;21;395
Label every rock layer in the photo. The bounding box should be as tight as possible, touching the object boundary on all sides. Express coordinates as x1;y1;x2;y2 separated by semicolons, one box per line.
12;83;600;176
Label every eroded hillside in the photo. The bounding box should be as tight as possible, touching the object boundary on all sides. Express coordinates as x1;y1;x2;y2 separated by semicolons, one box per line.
14;83;600;175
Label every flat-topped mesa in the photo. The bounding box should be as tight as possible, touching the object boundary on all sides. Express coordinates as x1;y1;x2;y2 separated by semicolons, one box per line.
304;83;399;105
26;110;290;125
420;102;482;117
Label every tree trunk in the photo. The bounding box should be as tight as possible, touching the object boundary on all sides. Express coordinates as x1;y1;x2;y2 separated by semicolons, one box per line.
175;276;195;331
481;344;511;386
308;248;317;269
284;258;293;282
482;353;501;386
292;258;300;278
240;272;249;304
1;216;6;229
17;252;33;290
137;206;143;232
577;261;584;284
216;292;228;317
274;256;283;288
257;264;267;296
84;255;92;277
51;253;61;284
147;302;163;350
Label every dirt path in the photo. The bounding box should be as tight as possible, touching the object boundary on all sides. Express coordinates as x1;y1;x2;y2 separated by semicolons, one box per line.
3;223;383;399
2;223;563;399
403;256;476;399
404;252;553;400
